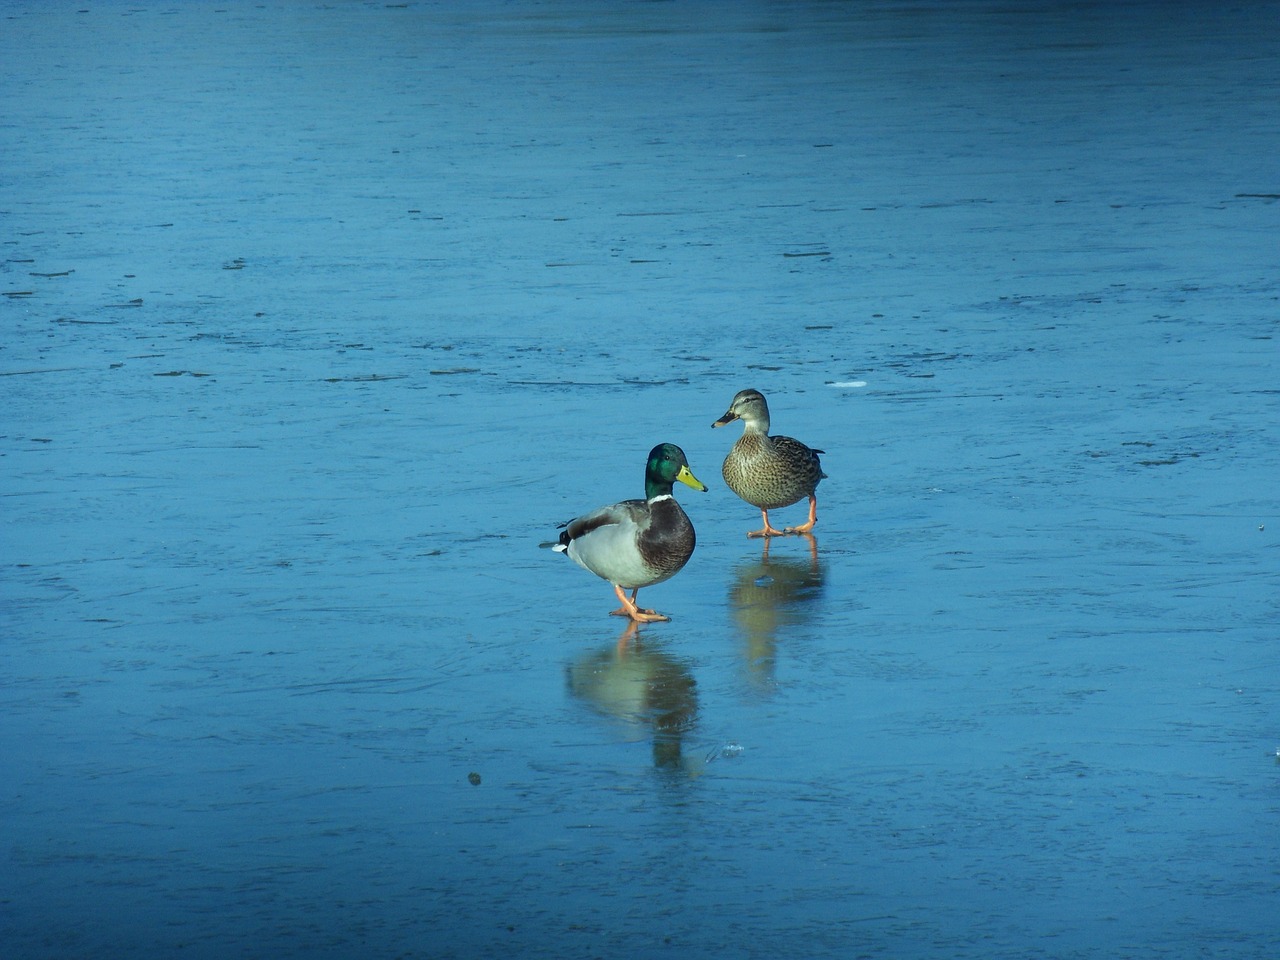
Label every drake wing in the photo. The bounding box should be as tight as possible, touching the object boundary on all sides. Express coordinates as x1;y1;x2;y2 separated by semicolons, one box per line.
556;498;646;548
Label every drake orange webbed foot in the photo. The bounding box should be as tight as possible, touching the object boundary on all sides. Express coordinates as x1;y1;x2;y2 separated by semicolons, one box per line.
609;585;670;623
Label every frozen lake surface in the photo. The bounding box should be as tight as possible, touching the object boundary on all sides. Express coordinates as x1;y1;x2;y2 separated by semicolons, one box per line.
3;1;1278;957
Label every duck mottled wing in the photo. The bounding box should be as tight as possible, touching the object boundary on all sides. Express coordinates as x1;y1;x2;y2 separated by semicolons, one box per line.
772;435;825;481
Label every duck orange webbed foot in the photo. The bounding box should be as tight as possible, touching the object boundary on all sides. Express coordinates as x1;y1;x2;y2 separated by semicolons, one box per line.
747;509;789;538
781;496;819;537
610;586;671;623
609;606;670;622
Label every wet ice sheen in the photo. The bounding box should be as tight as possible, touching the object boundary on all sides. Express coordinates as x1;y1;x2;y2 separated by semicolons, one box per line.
3;2;1279;959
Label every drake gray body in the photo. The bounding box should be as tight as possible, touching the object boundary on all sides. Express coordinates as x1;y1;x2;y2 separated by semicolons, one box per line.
554;443;707;622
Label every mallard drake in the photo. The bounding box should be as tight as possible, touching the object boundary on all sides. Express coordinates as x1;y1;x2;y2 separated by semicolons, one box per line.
554;442;708;622
712;388;826;537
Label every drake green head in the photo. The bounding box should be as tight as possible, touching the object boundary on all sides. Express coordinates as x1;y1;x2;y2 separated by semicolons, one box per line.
645;443;708;500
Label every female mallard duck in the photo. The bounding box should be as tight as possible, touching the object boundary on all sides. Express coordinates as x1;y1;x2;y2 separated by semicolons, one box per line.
712;388;826;537
554;442;707;623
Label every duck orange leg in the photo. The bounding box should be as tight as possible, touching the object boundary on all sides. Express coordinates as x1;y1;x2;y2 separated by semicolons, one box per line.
608;585;670;622
746;508;790;538
783;495;819;536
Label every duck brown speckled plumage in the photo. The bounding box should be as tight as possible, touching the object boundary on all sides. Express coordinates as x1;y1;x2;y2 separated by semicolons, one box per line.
712;389;826;538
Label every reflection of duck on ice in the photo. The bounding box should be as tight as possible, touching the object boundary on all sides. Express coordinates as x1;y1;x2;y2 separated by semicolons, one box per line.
728;537;825;689
565;623;699;771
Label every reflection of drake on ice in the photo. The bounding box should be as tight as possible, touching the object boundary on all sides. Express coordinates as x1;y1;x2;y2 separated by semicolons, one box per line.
566;623;699;771
728;536;825;687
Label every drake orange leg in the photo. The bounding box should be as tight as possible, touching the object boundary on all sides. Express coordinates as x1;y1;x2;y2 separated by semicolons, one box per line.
784;495;819;536
608;585;670;622
747;508;790;538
